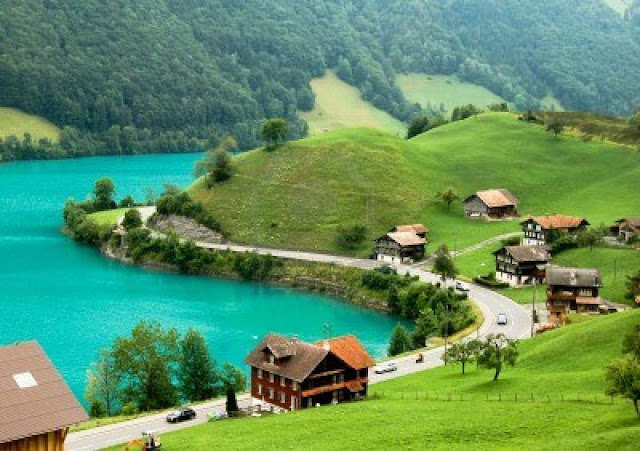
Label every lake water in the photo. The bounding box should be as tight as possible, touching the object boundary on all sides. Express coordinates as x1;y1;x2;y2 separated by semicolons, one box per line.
0;154;398;401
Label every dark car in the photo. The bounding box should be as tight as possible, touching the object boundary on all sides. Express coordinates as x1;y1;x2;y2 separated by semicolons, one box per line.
166;407;197;423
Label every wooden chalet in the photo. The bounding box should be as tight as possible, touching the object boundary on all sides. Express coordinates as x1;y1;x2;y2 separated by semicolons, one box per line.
610;217;640;243
391;224;428;239
522;215;590;245
0;341;88;451
245;334;375;411
546;266;603;324
463;189;518;219
374;231;426;264
493;245;551;286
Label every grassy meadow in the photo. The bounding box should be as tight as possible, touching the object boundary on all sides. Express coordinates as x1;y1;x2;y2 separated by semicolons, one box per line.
0;107;60;142
396;73;506;113
191;113;640;256
299;71;405;136
104;310;640;451
88;208;130;226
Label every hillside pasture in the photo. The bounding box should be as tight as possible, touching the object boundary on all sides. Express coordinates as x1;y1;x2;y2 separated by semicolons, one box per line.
0;107;60;143
299;71;405;136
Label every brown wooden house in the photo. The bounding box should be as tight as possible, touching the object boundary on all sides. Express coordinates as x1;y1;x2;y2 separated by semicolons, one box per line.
493;245;551;286
0;341;88;451
610;217;640;243
374;231;426;264
463;189;518;219
245;334;374;411
522;215;590;245
546;266;603;324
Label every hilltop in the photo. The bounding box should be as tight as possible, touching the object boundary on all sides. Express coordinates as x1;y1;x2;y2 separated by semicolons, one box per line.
105;310;640;450
190;113;640;255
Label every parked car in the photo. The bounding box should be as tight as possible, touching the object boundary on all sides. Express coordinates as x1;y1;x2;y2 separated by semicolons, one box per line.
166;407;196;423
455;281;470;292
497;313;508;325
375;362;398;374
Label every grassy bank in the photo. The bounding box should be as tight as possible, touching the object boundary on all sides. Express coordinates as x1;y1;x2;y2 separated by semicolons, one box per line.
103;310;640;450
0;107;60;142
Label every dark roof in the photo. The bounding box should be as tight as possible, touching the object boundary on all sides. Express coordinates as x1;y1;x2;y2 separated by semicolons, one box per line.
0;341;88;444
464;189;518;208
245;334;328;382
245;334;375;382
313;335;375;370
616;217;640;228
260;334;297;359
378;232;426;247
523;215;589;230
493;245;551;263
545;266;602;288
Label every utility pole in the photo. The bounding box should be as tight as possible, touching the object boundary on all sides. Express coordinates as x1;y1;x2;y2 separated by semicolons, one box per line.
531;277;537;338
444;305;449;364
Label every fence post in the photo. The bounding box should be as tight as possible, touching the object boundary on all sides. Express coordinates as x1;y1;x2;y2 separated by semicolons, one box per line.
515;393;517;403
561;393;563;402
499;393;501;402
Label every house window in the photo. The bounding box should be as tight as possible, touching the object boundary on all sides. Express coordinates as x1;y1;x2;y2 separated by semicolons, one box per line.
269;354;275;364
339;374;344;383
257;368;263;379
257;384;263;396
579;289;593;296
269;388;274;399
281;377;286;387
269;373;274;383
292;381;298;391
280;392;286;403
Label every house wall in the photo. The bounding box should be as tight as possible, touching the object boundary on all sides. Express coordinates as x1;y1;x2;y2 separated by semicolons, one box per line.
464;197;489;217
250;367;301;411
0;430;67;451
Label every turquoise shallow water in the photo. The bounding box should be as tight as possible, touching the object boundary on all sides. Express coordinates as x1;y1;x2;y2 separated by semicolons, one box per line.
0;154;398;401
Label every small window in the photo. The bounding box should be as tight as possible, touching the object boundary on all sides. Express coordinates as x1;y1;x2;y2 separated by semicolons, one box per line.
269;373;274;383
269;388;274;399
257;368;263;379
269;354;275;364
281;377;286;387
280;392;286;403
292;381;298;391
257;384;263;396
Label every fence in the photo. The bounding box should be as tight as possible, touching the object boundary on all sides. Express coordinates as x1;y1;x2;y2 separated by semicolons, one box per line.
368;390;621;405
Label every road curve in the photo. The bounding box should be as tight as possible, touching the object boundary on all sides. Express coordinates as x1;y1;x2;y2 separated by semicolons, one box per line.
67;218;530;450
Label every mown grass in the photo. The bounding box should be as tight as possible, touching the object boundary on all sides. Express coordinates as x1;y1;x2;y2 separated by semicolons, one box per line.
397;73;506;114
103;310;640;451
190;113;640;257
455;244;640;304
0;106;60;142
88;208;129;226
299;71;405;136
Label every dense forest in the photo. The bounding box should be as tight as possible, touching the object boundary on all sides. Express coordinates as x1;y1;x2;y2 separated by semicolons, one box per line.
1;0;639;160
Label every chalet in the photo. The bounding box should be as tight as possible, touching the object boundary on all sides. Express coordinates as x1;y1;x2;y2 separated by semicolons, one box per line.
391;224;428;239
546;266;603;324
245;334;375;411
0;341;88;451
374;231;426;264
463;189;518;219
522;215;590;245
492;245;551;286
610;217;640;243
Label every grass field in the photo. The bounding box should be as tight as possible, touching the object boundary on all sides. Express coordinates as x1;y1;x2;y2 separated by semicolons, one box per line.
299;71;405;136
88;208;129;226
104;310;640;450
0;107;60;142
454;244;640;304
191;113;640;256
396;73;507;114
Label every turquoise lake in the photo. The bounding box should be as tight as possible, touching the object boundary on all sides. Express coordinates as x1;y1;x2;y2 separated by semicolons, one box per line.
0;153;398;401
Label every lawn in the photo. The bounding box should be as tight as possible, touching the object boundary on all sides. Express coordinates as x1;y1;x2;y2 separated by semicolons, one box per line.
190;113;640;256
0;107;60;142
299;71;405;136
455;244;640;304
396;73;507;114
88;208;129;226
103;310;640;450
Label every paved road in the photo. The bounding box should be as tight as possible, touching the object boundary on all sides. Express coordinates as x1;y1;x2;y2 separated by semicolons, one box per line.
66;212;530;450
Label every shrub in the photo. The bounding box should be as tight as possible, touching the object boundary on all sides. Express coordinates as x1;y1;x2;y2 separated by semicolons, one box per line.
335;224;368;251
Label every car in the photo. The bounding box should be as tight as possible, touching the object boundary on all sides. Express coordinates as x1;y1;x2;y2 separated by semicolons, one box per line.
166;407;197;423
374;362;398;374
497;313;508;325
455;281;470;292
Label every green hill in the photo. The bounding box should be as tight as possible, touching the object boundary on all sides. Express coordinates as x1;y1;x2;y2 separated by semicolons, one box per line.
0;107;60;142
106;310;640;450
190;113;640;255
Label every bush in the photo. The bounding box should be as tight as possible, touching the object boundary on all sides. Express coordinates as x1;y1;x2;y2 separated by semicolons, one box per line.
121;401;139;416
156;192;222;233
473;276;509;289
335;225;368;251
122;209;143;231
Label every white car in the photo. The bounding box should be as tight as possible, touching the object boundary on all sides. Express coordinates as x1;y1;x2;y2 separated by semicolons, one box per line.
497;313;508;325
455;281;470;292
374;362;398;374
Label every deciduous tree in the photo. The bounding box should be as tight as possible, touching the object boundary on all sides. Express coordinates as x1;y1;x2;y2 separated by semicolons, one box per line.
436;187;460;210
93;177;116;210
179;329;219;402
546;117;564;138
85;349;121;417
388;324;412;356
444;339;481;375
260;118;289;149
122;209;142;231
477;334;518;381
433;244;458;283
605;355;640;417
407;116;430;139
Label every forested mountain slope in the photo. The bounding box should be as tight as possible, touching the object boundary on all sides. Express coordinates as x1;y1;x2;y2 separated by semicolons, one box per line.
1;0;639;160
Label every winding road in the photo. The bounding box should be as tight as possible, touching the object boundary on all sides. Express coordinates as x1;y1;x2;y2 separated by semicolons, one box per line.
67;211;530;450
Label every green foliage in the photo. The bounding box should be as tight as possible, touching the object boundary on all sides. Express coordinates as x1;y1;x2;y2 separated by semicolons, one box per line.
232;252;281;281
577;228;605;250
387;324;412;356
179;329;219;402
622;324;640;361
605;355;640;416
121;209;142;231
93;178;116;211
260;118;289;149
63;200;112;246
156;192;221;233
226;386;239;416
407;116;430;139
335;225;368;251
546;117;565;137
477;334;518;381
451;104;482;122
436;187;460;210
85;349;121;417
195;137;237;184
220;362;247;394
432;244;458;282
444;339;481;374
626;270;640;300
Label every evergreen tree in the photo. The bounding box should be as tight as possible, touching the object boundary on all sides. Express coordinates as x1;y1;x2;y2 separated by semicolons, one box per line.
388;324;412;356
226;386;239;416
